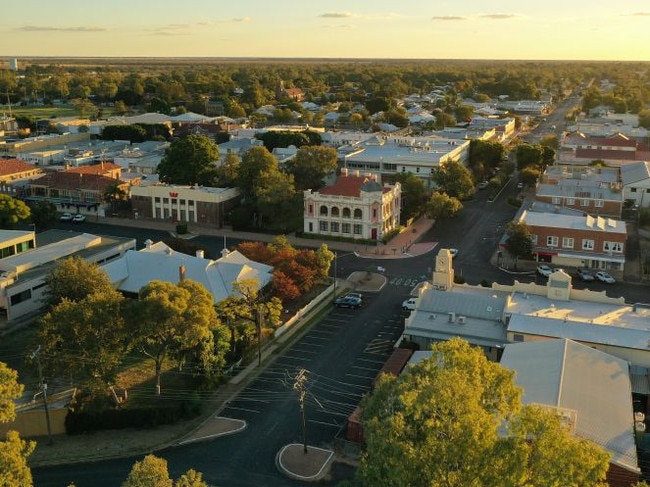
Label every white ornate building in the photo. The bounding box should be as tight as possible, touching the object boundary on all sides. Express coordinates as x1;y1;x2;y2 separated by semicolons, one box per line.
303;169;401;241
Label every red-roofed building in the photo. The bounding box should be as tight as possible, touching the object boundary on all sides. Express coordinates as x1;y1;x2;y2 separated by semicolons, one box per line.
63;162;122;180
303;168;401;241
0;159;42;189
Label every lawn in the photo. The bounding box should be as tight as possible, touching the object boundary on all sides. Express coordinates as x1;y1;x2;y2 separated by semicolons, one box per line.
6;105;119;121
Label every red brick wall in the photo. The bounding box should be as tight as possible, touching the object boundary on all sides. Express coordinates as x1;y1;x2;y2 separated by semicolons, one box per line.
528;224;626;256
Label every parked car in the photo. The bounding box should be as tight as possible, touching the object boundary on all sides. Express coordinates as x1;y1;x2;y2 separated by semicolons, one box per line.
334;296;362;309
72;214;86;223
449;248;459;258
516;182;524;189
576;268;595;282
536;264;554;277
478;181;489;190
595;271;616;284
402;297;417;311
344;292;363;302
59;212;73;222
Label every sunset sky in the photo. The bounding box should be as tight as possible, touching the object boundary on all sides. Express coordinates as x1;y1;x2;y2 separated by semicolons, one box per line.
3;0;650;60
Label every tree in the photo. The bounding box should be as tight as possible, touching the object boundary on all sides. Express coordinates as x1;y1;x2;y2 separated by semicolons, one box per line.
253;170;296;228
358;338;609;487
174;469;209;487
122;454;172;487
127;279;222;395
515;144;543;170
216;151;240;187
0;363;34;487
432;161;475;200
236;146;279;200
519;166;540;187
39;290;128;394
505;221;533;259
157;135;219;186
284;146;338;191
639;109;650;129
396;173;428;222
44;257;115;309
0;195;30;229
424;191;463;220
26;200;56;228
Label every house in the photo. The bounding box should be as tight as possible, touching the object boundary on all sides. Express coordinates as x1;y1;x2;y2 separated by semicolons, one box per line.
516;209;627;271
102;241;273;304
303;168;401;241
130;182;240;227
0;230;135;325
0;158;42;194
500;339;640;487
560;132;645;167
275;80;304;102
534;165;623;218
621;161;650;208
63;161;122;180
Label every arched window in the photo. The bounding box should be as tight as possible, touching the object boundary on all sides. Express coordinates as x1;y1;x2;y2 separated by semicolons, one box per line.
342;207;351;218
319;205;328;216
331;207;340;217
354;209;363;219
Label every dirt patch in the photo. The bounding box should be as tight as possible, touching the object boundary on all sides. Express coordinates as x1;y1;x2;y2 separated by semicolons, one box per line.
346;272;386;292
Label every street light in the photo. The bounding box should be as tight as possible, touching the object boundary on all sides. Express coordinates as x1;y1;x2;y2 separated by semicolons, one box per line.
333;252;337;299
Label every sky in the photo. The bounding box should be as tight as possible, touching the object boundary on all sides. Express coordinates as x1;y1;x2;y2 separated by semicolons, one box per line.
2;0;650;61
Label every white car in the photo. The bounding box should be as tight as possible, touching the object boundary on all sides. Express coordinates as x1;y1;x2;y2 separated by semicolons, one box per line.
59;212;73;222
402;297;417;311
449;248;459;258
72;214;86;223
536;264;554;277
595;271;616;284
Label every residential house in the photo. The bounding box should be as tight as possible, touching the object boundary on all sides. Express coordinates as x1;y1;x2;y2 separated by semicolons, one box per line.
621;161;650;208
130;182;240;227
535;165;623;218
560;132;645;167
303;168;401;242
0;158;42;194
102;241;273;304
516;209;627;271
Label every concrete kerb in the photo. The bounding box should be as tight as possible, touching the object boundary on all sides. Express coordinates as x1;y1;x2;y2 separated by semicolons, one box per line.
175;417;247;446
276;444;334;482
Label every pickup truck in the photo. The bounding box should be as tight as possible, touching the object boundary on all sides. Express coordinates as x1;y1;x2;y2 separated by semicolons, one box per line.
402;297;417;311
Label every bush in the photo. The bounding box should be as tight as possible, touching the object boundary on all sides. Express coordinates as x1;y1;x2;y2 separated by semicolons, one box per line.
176;223;188;235
454;275;466;284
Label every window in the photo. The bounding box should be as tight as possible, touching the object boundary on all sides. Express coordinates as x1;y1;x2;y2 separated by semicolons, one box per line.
582;239;594;250
163;197;169;204
372;208;377;218
342;223;351;234
180;199;186;205
353;224;362;235
562;237;574;249
566;198;575;205
416;167;420;173
595;200;604;208
331;207;340;217
330;222;339;233
319;221;328;232
581;199;589;207
603;241;623;253
319;205;328;216
552;197;561;205
10;289;31;306
631;187;637;193
546;236;558;247
353;209;362;220
530;234;538;244
188;200;194;206
513;334;524;342
342;208;351;218
155;197;161;203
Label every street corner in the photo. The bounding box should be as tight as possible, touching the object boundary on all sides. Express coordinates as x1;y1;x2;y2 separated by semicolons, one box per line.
176;417;247;446
276;443;334;482
347;271;387;292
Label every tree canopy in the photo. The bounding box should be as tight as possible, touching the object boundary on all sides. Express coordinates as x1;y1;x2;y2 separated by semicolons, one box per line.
505;221;533;259
358;338;609;487
0;195;30;229
284;145;338;191
157;134;219;186
395;173;428;222
424;191;463;220
432;161;475;200
121;455;209;487
44;257;115;309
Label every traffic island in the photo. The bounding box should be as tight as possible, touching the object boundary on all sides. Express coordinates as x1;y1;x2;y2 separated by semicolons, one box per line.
276;443;334;482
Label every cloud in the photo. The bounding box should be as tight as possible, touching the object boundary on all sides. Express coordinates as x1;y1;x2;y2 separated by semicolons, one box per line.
232;17;251;22
320;12;355;18
149;24;195;36
478;13;521;19
17;25;107;32
629;12;650;16
432;15;469;21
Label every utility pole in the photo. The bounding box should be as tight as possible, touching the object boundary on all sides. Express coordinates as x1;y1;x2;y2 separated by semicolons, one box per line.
257;304;263;367
293;368;309;453
30;346;53;445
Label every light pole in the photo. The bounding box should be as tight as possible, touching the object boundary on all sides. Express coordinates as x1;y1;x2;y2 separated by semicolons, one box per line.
333;252;337;298
31;346;53;445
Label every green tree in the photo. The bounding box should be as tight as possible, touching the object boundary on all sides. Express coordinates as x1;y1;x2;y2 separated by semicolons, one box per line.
0;195;30;228
432;160;475;200
424;191;463;220
174;469;209;487
396;173;429;222
157;135;219;186
358;338;609;487
127;279;221;395
39;290;128;394
253;170;296;228
639;109;650;129
44;257;114;309
122;454;172;487
216;151;240;187
284;145;338;191
519;166;540;187
0;363;34;487
27;200;57;228
516;144;543;170
236;146;278;200
505;221;533;259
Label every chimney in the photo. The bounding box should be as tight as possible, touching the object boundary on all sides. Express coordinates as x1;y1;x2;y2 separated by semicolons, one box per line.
341;167;348;177
354;170;360;177
196;249;205;259
221;248;230;259
144;239;153;249
179;265;186;282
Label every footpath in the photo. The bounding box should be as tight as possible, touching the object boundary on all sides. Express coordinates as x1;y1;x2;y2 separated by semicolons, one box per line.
29;215;438;482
